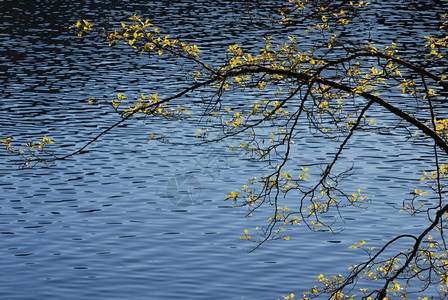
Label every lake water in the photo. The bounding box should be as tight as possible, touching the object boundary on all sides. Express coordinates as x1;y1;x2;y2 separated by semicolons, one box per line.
1;1;447;299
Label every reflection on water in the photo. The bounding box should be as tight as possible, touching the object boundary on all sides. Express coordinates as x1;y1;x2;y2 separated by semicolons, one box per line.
0;1;446;299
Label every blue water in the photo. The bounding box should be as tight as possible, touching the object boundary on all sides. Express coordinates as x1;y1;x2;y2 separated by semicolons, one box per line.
1;1;447;299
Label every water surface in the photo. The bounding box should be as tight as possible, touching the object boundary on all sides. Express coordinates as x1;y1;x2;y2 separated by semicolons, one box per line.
1;1;446;299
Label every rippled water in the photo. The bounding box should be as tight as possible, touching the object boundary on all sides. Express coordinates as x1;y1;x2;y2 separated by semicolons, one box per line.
1;1;447;299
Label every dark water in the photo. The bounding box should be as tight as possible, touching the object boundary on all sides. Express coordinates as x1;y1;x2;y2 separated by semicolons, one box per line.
0;1;447;299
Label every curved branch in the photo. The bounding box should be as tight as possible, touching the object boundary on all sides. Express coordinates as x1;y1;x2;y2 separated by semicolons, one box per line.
226;65;448;155
376;203;448;299
19;77;217;165
317;48;448;90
